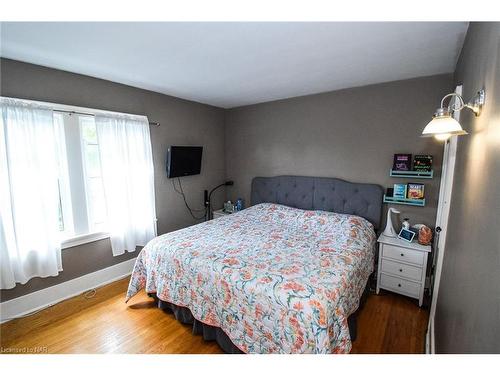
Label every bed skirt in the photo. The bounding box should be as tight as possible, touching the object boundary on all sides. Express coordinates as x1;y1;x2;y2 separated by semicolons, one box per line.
149;286;368;354
151;296;243;353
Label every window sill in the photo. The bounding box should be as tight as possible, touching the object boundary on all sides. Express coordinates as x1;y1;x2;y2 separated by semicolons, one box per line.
61;232;110;249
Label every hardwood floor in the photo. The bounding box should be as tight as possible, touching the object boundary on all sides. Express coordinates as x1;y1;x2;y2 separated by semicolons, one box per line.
0;277;428;354
350;290;429;353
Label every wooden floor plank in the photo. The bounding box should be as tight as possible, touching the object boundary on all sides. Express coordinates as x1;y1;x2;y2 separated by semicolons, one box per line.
1;278;428;354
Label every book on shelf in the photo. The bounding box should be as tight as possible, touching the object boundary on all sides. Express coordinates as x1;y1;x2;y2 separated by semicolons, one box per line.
393;183;407;199
407;183;425;199
393;153;412;171
413;155;433;172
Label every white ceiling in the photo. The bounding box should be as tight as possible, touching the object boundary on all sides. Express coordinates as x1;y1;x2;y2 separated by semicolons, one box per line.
0;22;468;108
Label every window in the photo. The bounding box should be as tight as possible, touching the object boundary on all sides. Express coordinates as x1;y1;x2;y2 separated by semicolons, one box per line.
2;96;156;281
54;112;108;241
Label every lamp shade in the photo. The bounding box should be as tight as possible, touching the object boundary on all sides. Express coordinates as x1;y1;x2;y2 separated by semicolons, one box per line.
421;109;468;138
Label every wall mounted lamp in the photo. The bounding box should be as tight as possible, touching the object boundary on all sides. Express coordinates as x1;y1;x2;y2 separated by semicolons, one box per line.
421;89;485;141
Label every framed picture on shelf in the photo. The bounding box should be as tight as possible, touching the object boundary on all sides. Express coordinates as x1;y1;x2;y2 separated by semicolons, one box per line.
393;153;412;171
413;155;433;172
407;183;425;199
393;183;407;199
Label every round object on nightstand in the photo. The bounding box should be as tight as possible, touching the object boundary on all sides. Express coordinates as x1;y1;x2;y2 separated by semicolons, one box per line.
418;226;433;245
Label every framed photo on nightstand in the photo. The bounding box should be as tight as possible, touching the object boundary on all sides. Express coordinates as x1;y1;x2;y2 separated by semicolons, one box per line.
398;228;416;242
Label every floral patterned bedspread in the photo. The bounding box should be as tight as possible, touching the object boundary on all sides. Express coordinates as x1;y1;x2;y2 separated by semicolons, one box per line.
126;203;376;353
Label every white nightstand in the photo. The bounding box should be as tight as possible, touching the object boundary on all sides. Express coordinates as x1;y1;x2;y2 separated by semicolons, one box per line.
212;209;233;219
376;234;431;307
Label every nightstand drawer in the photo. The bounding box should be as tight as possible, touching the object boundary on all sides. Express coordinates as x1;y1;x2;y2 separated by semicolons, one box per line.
382;244;425;266
379;274;420;298
380;258;423;281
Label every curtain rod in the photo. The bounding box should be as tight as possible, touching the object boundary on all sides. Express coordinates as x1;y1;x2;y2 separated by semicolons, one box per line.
54;109;160;127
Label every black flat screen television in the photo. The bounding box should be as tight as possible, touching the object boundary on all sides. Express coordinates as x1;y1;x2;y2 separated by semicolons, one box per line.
167;146;203;178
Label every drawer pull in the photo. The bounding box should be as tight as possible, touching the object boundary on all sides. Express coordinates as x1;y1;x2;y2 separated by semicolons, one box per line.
400;253;404;257
399;269;403;272
398;283;402;287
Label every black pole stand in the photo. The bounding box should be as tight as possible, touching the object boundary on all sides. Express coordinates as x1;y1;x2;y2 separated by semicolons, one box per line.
204;181;234;221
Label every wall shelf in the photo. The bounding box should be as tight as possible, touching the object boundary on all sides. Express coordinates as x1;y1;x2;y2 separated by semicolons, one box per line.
390;169;433;179
383;195;426;207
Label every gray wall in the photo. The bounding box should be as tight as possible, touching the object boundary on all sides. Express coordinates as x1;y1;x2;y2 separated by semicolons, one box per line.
225;74;453;228
435;22;500;353
0;58;226;302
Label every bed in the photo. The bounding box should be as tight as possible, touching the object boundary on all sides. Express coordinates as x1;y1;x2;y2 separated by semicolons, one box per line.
126;175;383;353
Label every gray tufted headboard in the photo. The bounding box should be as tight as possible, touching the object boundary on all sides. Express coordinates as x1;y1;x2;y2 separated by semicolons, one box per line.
251;175;383;230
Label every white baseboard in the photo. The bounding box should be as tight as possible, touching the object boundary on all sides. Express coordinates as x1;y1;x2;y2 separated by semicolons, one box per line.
0;258;136;323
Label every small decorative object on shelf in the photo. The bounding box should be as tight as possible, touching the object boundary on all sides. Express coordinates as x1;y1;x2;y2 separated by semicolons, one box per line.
393;153;412;171
407;183;425;199
418;225;433;245
393;183;407;199
413;155;433;172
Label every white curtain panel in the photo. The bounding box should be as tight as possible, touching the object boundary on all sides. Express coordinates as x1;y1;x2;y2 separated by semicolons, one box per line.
95;114;157;256
0;98;63;289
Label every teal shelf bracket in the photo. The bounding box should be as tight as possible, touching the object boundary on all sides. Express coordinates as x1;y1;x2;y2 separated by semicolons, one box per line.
390;169;434;179
383;195;426;207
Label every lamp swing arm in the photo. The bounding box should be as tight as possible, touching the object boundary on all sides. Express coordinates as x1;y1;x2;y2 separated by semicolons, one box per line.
438;89;485;116
440;92;465;112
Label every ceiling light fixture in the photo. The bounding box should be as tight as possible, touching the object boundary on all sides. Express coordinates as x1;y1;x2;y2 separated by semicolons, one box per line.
421;89;485;141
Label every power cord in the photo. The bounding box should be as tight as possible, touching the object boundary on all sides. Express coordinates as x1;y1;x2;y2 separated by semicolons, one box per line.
0;288;98;323
84;288;97;299
171;178;207;220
